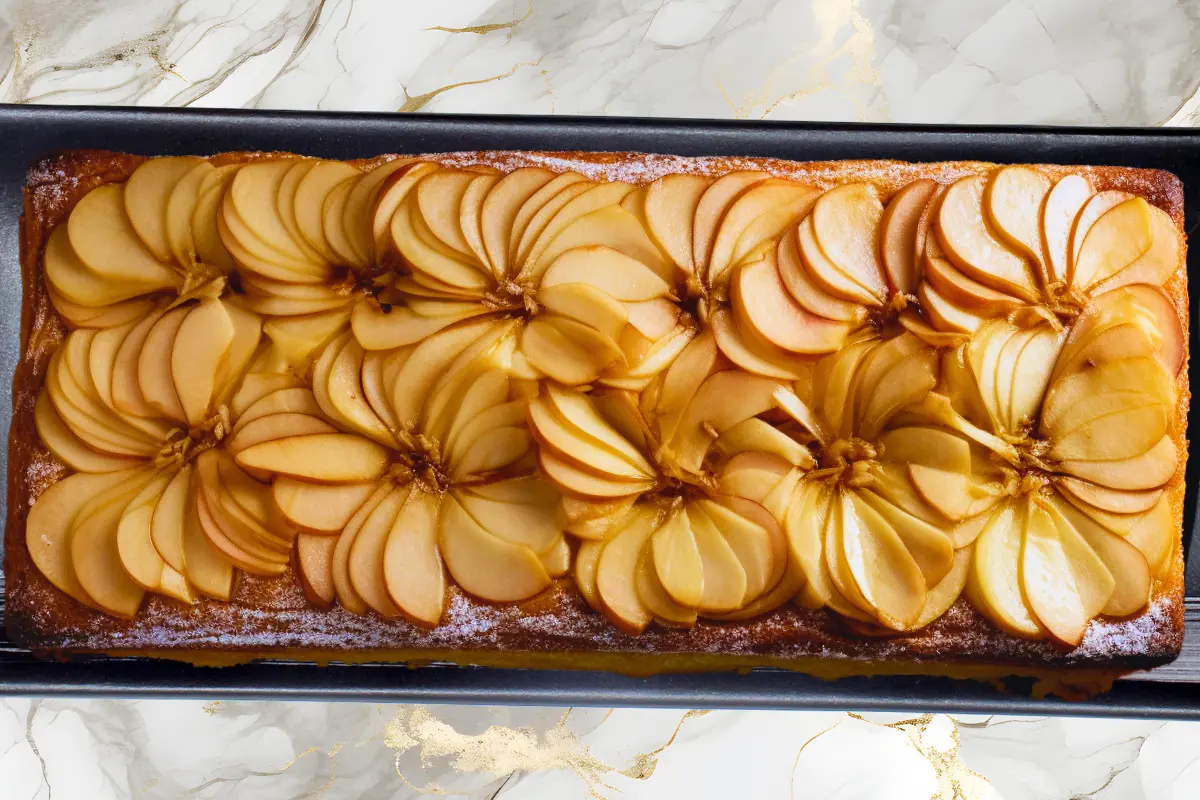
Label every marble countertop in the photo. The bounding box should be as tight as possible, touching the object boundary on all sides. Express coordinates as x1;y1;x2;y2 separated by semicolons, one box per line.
4;0;1200;797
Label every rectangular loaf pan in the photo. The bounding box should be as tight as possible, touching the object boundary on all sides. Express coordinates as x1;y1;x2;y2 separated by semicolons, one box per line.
1;104;1198;716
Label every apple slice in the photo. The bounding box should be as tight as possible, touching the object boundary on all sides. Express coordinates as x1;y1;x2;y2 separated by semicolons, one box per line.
72;474;172;617
1041;174;1093;284
116;476;173;591
509;172;588;261
966;502;1042;636
1055;476;1163;515
521;181;637;275
454;478;563;554
368;161;436;260
1072;197;1153;291
415;169;478;257
440;493;550;603
937;175;1037;302
135;305;189;422
715;418;813;468
1059;435;1178;491
878;426;971;473
26;467;148;608
296;533;338;608
1048;498;1150;617
171;299;236;426
710;307;812;381
795;215;879;306
273;477;374;534
331;481;391;614
1089;204;1182;296
879;178;938;294
34;393;140;473
275;161;329;266
854;490;954;588
346;484;405;616
124;156;204;263
923;255;1023;315
842;492;926;629
458;173;499;268
918;280;987;334
707;178;817;285
648;509;703;608
984;166;1051;275
1068;190;1133;280
1022;501;1114;646
191;164;240;273
479;167;556;277
730;257;852;354
294;161;362;261
776;228;867;323
379;487;446;627
810;183;888;302
683;503;748;613
68;184;181;290
540;245;672;302
692;171;768;272
520;315;623;386
44;226;162;308
669;368;782;473
235;433;390;483
644;173;711;273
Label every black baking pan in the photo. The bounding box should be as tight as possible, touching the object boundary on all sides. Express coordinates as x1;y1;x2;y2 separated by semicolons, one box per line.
1;105;1198;717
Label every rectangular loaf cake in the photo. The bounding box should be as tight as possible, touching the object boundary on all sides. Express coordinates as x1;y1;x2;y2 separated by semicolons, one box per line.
6;148;1189;695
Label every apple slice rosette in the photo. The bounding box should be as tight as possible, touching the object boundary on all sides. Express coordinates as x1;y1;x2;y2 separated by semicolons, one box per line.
757;329;972;632
917;167;1184;340
353;164;691;389
642;173;946;378
231;317;570;625
908;305;1179;646
25;297;284;617
528;357;807;632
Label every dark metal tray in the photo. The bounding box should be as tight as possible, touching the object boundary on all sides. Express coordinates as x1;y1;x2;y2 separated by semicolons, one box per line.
1;105;1198;716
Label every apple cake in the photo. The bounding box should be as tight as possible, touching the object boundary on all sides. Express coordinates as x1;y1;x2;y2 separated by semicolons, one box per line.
5;148;1189;692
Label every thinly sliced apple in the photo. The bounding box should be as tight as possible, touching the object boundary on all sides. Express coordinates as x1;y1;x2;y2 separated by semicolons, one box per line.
593;509;657;631
710;307;812;380
68;184;181;290
479;167;556;277
967;503;1042;636
730;257;851;354
171;299;235;426
296;533;338;608
1072;197;1153;291
1041;174;1093;284
880;178;937;294
811;183;888;302
440;493;550;602
776;229;867;323
842;492;926;629
26;467;147;608
707;178;817;285
1059;435;1178;491
644;173;710;273
984;166;1050;274
1068;190;1133;280
235;433;390;483
1048;498;1150;617
1089;204;1182;296
1055;476;1163;515
165;160;215;267
1022;501;1114;646
380;487;445;627
294;161;361;262
34;392;140;473
125;156;203;263
919;281;987;334
937;175;1037;301
795;215;879;306
347;484;405;616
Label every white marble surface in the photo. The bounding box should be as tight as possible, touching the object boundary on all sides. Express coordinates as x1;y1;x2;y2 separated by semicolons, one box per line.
4;0;1200;797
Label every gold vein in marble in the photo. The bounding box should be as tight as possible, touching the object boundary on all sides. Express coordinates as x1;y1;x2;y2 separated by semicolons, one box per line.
382;705;704;798
398;59;542;112
428;1;533;36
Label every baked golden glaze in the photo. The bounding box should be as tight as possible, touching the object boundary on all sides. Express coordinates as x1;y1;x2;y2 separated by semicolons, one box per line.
6;149;1188;693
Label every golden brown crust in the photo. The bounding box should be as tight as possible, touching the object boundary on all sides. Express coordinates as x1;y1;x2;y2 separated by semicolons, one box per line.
6;149;1188;685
